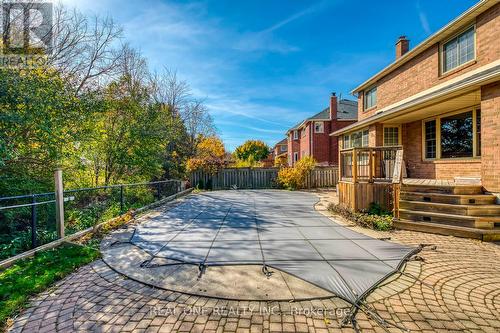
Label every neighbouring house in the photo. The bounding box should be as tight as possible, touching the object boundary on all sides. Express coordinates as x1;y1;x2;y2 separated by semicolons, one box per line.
287;94;357;166
332;0;500;241
272;138;288;166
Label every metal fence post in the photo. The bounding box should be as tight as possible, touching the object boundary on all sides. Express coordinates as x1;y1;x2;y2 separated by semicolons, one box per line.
31;195;37;248
120;185;124;213
54;169;65;238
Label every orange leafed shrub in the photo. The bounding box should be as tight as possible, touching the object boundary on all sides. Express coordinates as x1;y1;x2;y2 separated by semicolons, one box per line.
277;156;316;190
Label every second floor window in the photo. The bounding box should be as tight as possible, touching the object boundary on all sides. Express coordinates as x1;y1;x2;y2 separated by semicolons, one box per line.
280;145;286;152
364;87;377;110
314;122;324;133
442;26;475;73
293;130;298;140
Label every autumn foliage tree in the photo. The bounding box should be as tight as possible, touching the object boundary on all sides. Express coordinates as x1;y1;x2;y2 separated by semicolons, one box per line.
186;136;226;174
233;140;270;167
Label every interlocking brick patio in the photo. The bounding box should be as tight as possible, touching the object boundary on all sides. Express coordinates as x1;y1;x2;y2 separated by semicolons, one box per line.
7;191;500;332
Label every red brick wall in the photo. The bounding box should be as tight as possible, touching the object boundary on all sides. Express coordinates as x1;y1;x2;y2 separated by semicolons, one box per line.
330;120;357;165
357;3;500;120
287;132;300;166
401;121;481;180
481;82;500;193
299;125;311;159
312;121;330;165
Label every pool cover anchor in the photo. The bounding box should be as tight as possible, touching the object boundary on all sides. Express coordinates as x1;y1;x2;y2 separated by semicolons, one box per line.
261;265;273;278
198;263;207;278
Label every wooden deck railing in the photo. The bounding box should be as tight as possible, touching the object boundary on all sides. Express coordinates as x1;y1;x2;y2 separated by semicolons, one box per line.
339;146;404;217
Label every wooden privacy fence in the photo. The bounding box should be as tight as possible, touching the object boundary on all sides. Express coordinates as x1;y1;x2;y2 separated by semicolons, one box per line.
190;166;339;190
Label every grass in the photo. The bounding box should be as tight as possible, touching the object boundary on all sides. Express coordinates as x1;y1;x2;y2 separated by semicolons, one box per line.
0;243;101;331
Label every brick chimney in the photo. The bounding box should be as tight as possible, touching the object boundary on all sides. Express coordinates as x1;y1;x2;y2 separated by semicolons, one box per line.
329;92;338;120
396;36;410;59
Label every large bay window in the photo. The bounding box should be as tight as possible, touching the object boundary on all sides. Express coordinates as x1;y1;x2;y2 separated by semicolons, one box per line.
423;108;481;160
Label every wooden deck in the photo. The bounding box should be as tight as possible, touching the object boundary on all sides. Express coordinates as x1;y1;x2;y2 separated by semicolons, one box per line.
403;178;467;186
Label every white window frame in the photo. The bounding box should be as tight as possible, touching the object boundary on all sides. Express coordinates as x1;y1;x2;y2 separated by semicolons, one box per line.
293;152;299;162
293;130;298;140
364;86;377;110
280;145;286;152
440;24;476;75
422;106;481;161
314;121;324;133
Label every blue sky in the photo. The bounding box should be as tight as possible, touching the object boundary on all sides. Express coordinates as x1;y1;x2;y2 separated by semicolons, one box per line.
63;0;478;151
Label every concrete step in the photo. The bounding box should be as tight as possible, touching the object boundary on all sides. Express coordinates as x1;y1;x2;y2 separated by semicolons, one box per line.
401;184;483;195
399;209;495;229
400;191;497;205
394;220;500;242
400;200;500;216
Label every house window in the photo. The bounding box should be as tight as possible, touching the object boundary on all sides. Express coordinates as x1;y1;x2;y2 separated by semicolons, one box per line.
343;135;350;149
343;129;369;149
293;152;299;162
383;127;400;146
424;120;437;159
293;130;298;140
442;26;475;73
423;108;481;160
314;122;324;133
364;87;377;110
280;145;286;152
440;111;473;158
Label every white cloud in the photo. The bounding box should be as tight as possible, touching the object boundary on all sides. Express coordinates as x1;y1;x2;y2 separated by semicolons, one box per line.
416;1;432;35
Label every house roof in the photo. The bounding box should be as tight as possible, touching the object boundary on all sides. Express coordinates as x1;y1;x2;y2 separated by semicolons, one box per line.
351;0;496;94
286;99;358;133
274;138;287;147
337;99;358;119
332;59;500;136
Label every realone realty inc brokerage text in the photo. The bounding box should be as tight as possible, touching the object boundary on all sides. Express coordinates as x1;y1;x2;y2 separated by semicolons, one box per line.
148;305;351;318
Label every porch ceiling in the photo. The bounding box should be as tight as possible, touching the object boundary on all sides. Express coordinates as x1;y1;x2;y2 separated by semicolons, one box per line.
383;89;480;124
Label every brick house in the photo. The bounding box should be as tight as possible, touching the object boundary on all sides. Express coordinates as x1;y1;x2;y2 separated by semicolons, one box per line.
287;94;357;166
333;0;500;240
271;138;288;165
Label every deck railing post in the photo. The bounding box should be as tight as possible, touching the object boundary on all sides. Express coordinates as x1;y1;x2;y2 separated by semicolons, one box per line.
352;148;358;183
369;149;374;183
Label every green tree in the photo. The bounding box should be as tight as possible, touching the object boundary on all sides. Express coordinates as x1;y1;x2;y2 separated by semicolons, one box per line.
234;140;270;163
0;68;98;194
